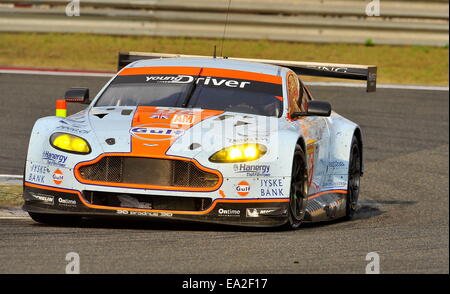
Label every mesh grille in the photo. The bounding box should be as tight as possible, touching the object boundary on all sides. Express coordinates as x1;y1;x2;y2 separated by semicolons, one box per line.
78;157;219;188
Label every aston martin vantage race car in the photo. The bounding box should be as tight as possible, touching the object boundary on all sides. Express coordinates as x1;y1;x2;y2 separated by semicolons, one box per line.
23;52;377;228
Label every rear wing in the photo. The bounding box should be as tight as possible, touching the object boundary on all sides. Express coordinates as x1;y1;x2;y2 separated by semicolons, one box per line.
118;52;377;92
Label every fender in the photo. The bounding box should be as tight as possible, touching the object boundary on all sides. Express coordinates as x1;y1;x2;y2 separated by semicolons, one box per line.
327;112;363;181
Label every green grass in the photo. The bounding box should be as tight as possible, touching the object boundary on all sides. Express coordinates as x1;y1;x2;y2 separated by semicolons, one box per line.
0;32;448;86
0;185;23;208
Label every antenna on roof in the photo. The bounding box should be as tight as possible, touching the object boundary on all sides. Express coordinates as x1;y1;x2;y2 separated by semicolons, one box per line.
220;0;232;58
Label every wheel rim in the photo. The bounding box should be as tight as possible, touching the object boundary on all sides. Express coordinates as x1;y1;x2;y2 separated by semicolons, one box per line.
290;153;308;221
348;145;361;212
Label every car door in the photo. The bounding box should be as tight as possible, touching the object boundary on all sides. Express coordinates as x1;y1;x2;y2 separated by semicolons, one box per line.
286;72;330;194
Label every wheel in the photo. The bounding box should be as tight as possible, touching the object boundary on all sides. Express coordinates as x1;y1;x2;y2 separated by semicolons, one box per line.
344;136;361;220
28;212;81;226
285;144;309;229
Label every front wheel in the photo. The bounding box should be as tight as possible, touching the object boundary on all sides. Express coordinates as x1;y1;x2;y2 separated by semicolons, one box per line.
285;144;308;229
28;212;81;226
344;136;361;220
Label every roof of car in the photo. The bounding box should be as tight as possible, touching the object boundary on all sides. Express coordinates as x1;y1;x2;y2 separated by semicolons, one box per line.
128;57;284;77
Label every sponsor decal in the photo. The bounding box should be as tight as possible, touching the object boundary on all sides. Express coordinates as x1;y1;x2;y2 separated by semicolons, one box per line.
52;169;64;185
130;123;185;141
150;113;170;119
233;164;270;177
27;173;45;183
29;192;54;205
56;125;90;134
260;179;285;197
307;144;315;186
328;161;345;167
236;181;250;196
171;114;195;125
227;137;269;144
42;151;68;167
246;208;284;217
146;75;194;84
27;164;49;184
218;208;241;217
323;175;347;189
116;210;173;217
145;75;252;89
58;197;76;207
149;109;174;119
311;66;348;73
59;119;87;128
30;164;50;174
328;160;346;170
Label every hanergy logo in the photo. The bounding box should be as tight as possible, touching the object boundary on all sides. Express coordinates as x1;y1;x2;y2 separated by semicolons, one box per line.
130;124;185;141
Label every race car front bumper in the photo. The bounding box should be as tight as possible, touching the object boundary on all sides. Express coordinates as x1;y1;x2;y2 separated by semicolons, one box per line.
23;183;290;227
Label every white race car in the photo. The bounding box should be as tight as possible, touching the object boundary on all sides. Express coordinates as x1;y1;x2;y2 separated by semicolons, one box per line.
23;52;377;228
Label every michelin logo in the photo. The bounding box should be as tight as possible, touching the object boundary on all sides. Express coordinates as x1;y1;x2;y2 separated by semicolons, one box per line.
30;192;54;205
42;151;68;167
233;164;270;176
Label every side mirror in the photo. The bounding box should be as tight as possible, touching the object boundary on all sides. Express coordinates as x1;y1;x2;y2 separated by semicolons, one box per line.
291;101;332;119
65;88;90;104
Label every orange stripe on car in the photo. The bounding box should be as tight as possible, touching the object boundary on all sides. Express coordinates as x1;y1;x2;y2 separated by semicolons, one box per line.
130;106;223;157
73;153;224;192
24;182;289;215
119;66;282;84
307;190;347;200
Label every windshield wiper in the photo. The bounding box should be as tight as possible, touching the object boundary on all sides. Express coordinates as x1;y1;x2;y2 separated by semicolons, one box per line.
181;68;203;108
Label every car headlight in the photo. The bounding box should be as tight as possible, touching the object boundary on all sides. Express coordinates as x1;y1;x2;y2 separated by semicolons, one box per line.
209;144;267;163
50;132;91;154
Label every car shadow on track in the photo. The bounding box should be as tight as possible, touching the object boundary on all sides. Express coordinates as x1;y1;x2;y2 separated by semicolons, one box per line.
74;217;284;233
30;199;414;232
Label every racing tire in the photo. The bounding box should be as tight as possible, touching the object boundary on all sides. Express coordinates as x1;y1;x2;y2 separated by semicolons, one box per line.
344;136;361;220
28;212;81;227
284;144;308;229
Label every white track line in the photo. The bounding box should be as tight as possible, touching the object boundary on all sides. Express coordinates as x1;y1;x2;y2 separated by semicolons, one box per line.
0;68;448;91
0;68;114;77
0;174;23;185
0;175;23;179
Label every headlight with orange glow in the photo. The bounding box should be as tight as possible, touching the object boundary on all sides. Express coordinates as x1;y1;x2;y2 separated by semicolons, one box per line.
209;144;267;163
50;132;91;154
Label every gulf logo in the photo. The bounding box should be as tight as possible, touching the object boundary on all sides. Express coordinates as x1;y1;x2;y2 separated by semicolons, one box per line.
236;181;250;196
130;123;185;141
53;169;63;185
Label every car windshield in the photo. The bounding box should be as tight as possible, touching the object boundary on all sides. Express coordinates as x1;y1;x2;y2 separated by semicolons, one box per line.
95;70;284;117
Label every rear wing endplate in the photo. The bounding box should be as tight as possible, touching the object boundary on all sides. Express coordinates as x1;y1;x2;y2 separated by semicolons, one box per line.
118;52;377;92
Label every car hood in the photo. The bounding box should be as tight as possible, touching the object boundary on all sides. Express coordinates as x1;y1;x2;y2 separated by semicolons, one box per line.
66;106;281;157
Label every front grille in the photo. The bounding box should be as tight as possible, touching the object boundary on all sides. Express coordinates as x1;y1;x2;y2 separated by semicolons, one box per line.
78;157;219;188
83;191;212;211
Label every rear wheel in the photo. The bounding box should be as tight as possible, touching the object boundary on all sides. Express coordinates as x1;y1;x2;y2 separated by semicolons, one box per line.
28;212;81;226
345;136;361;220
285;145;308;229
